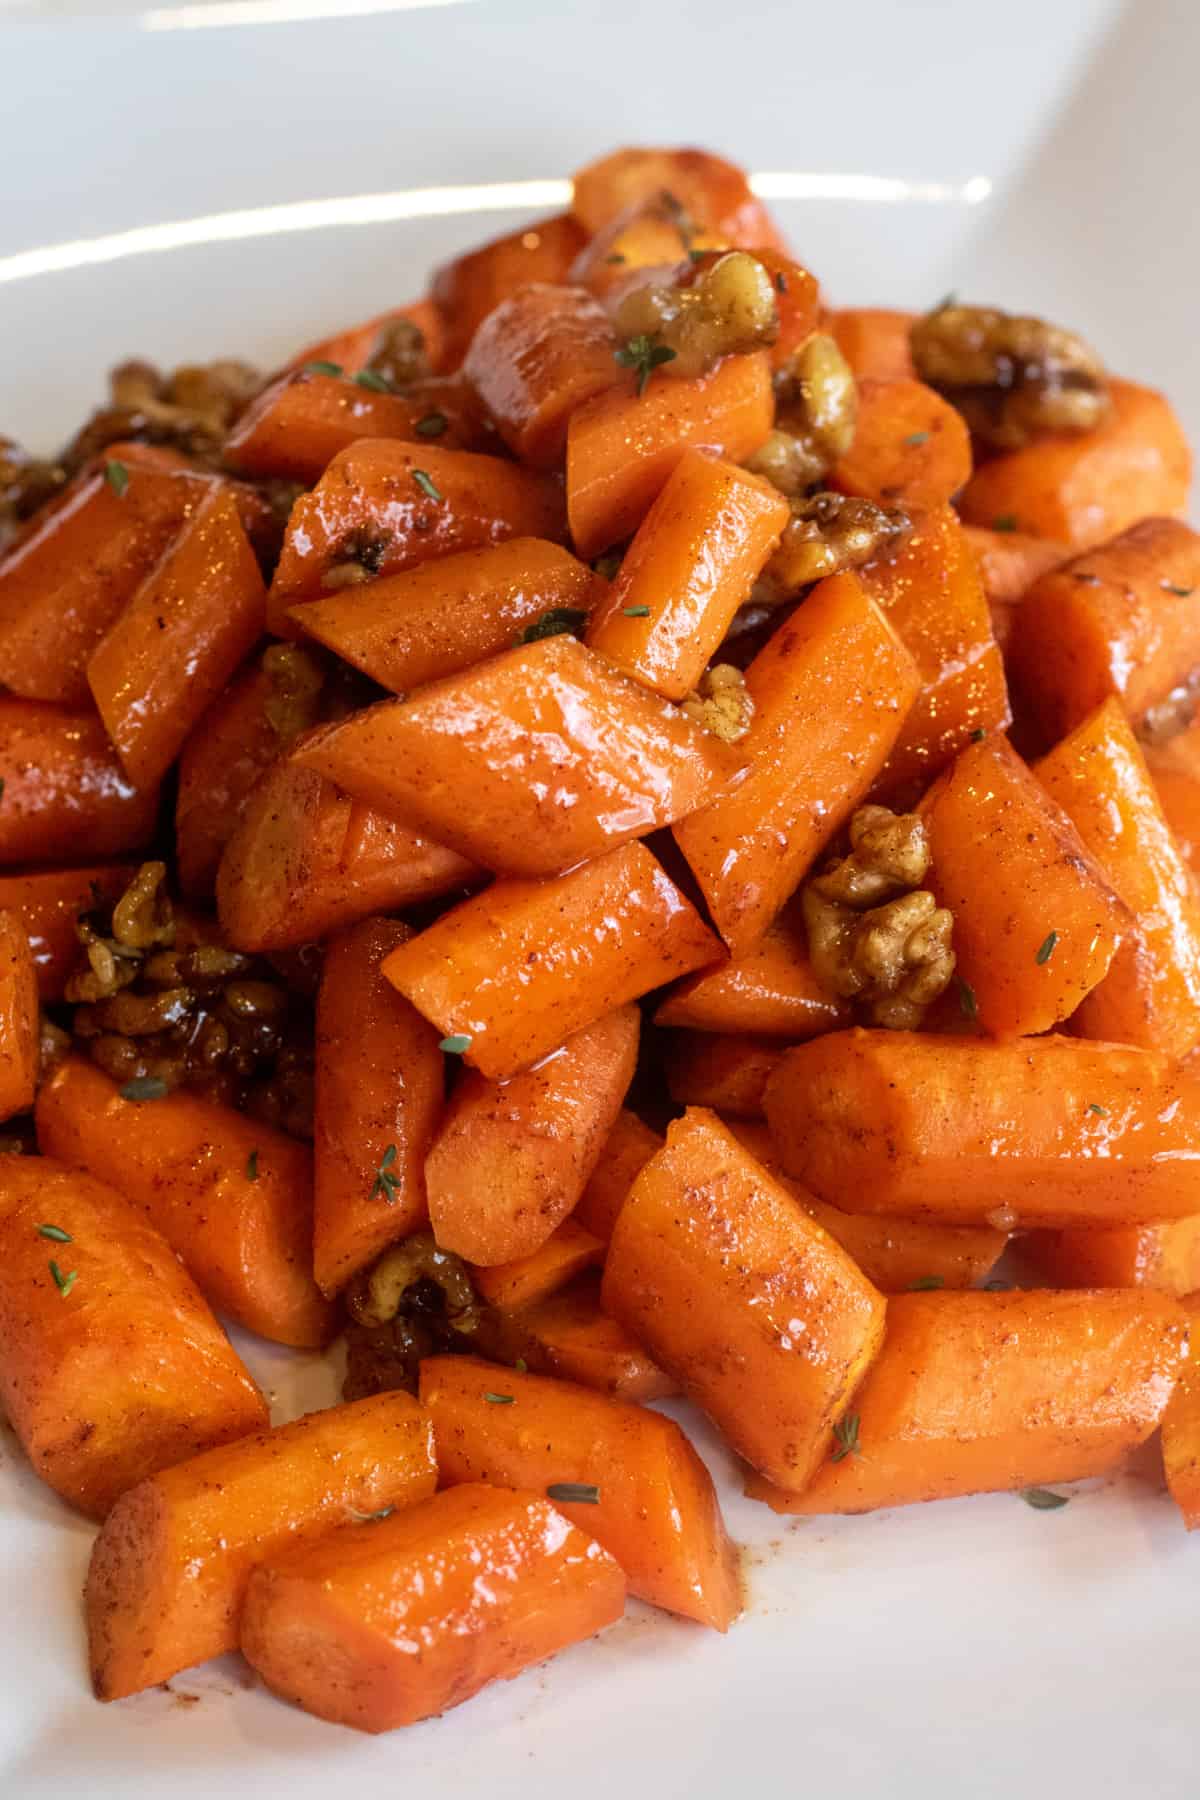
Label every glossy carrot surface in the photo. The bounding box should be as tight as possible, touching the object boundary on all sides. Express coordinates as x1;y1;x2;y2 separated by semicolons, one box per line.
0;698;159;868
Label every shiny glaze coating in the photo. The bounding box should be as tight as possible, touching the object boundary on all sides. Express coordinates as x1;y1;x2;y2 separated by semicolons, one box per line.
664;1030;783;1117
1024;1216;1200;1297
0;696;159;867
471;1218;604;1311
464;282;621;467
517;1274;677;1403
655;898;851;1038
0;907;37;1123
0;865;131;999
226;370;482;483
830;377;972;512
571;146;787;251
175;662;281;897
432;212;587;368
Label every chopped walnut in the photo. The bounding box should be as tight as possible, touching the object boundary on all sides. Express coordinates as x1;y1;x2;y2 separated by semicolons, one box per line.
758;490;911;598
57;357;262;474
746;334;857;495
612;250;779;381
363;317;431;388
0;436;66;554
681;663;755;742
910;302;1111;450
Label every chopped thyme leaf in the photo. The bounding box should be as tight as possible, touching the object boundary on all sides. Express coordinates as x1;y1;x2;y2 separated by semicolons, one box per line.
246;1148;259;1181
517;607;588;644
1087;1103;1109;1117
439;1034;472;1055
831;1414;861;1463
120;1076;168;1102
304;360;344;377
1162;581;1195;597
104;459;130;498
908;1275;945;1291
369;1143;400;1205
547;1482;600;1504
614;334;678;396
622;605;651;617
353;369;393;393
484;1392;515;1405
38;1224;72;1243
412;469;443;502
1022;1487;1069;1510
903;431;930;446
956;976;978;1022
969;728;986;742
415;411;448;438
49;1260;77;1298
348;1504;395;1523
1035;930;1058;965
605;253;627;265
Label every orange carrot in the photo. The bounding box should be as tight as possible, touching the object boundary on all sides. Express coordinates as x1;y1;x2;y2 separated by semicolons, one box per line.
1023;1220;1200;1297
674;571;921;956
313;918;444;1297
828;309;916;383
0;908;37;1122
288;538;604;696
0;865;131;1000
0;1154;266;1519
297;636;743;878
175;662;282;898
225;370;482;483
286;298;447;380
585;449;788;699
664;1031;783;1117
36;1057;332;1348
432;214;588;368
574;1108;663;1242
764;1028;1200;1228
751;251;822;367
1162;1298;1200;1528
472;1220;604;1310
381;841;720;1080
654;900;850;1038
1146;719;1200;869
567;352;774;558
831;378;972;510
463;284;622;467
924;735;1127;1035
0;697;159;868
420;1356;740;1629
747;1290;1186;1514
958;378;1192;547
86;1392;437;1699
516;1274;677;1402
426;1005;639;1265
962;524;1066;652
571;147;786;250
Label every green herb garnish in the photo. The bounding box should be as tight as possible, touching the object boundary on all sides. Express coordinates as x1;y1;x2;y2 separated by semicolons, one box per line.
604;253;627;265
514;1357;528;1374
688;247;708;264
1035;930;1058;966
956;976;978;1022
622;605;651;618
1021;1487;1069;1511
37;1224;72;1243
518;607;588;645
484;1392;515;1405
412;469;443;502
992;513;1018;533
349;1504;395;1523
1088;1103;1109;1117
415;411;448;439
547;1482;600;1505
246;1148;259;1182
439;1034;472;1055
615;335;678;396
304;360;344;377
120;1076;168;1102
831;1415;861;1463
908;1275;945;1292
49;1260;77;1299
104;459;130;498
369;1143;400;1205
353;369;393;394
1162;581;1195;597
904;431;930;447
969;728;986;742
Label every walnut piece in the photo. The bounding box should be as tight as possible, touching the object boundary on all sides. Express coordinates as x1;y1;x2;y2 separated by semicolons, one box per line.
910;302;1111;450
613;250;779;381
681;663;755;742
758;490;911;597
746;333;857;495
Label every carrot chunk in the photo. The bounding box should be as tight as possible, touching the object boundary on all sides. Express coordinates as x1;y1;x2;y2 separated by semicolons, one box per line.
0;908;38;1122
663;1031;783;1117
962;524;1066;652
574;1109;662;1242
433;213;588;368
828;309;916;383
0;865;131;1000
571;147;785;250
830;378;972;510
1024;1220;1200;1298
472;1221;604;1310
225;370;482;483
654;900;850;1038
1146;719;1200;870
175;662;282;898
515;1274;677;1402
0;697;159;868
463;283;622;467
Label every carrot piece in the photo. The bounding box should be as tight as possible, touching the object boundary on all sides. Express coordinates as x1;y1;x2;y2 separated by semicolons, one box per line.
674;571;921;956
1023;1220;1200;1297
86;1392;437;1699
1162;1298;1200;1528
289;538;603;695
1036;699;1200;1057
747;1289;1187;1514
381;841;720;1080
567;352;774;559
571;147;786;250
432;213;588;368
754;251;823;367
574;1108;663;1242
828;309;916;383
0;908;37;1122
1007;517;1200;744
36;1057;332;1349
175;663;281;898
862;505;1010;795
314;919;444;1297
0;1154;266;1519
962;525;1066;653
516;1274;677;1401
426;1006;639;1265
266;439;567;629
463;284;621;468
654;899;850;1038
664;1031;783;1117
764;1028;1200;1228
830;377;972;510
226;370;482;483
0;865;130;1000
420;1356;740;1629
1146;719;1200;869
286;298;446;379
958;378;1192;548
472;1220;603;1310
297;636;744;878
924;735;1127;1035
585;449;788;699
216;752;475;953
603;1107;885;1489
0;697;159;868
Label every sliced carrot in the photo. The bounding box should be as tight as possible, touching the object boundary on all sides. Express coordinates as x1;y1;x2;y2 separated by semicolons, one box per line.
830;377;972;510
381;841;719;1080
585;449;788;699
86;1392;437;1699
1023;1220;1200;1297
463;283;622;467
472;1220;603;1310
574;1109;663;1242
828;309;916;382
286;298;446;379
432;213;588;368
226;369;483;483
571;147;786;250
654;900;849;1038
1162;1298;1200;1527
664;1031;783;1117
1146;719;1200;869
0;865;130;1000
175;663;281;899
0;697;159;868
0;908;37;1122
515;1274;677;1401
962;524;1066;652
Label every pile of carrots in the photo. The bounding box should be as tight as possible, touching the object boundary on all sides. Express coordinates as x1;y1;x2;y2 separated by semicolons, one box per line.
3;142;1200;1736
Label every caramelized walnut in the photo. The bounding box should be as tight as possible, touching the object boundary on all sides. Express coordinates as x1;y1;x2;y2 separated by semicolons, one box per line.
746;334;857;495
759;490;911;597
613;250;779;381
910;302;1110;450
680;663;755;742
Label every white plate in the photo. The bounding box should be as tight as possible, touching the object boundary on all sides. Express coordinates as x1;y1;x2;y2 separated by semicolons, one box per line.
2;1;1197;1793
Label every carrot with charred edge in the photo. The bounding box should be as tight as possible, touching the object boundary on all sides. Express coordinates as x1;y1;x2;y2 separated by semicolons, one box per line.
1162;1298;1200;1528
924;735;1127;1036
426;1005;639;1266
175;664;282;898
432;214;588;368
86;1392;437;1699
603;1107;886;1490
674;571;921;957
0;1154;266;1520
1023;1221;1200;1298
831;378;972;511
1037;699;1200;1058
764;1029;1200;1228
664;1031;783;1117
472;1221;604;1310
420;1357;741;1630
267;440;567;630
381;841;720;1081
959;378;1192;548
516;1275;678;1403
288;538;604;697
654;901;851;1038
748;1289;1187;1515
225;370;482;483
240;1482;625;1734
574;1109;663;1243
829;309;916;383
314;919;444;1298
0;909;37;1122
962;525;1066;653
36;1057;332;1349
567;352;774;559
463;284;622;468
586;449;788;699
571;146;786;250
286;298;446;379
297;636;744;878
1146;720;1200;870
0;698;159;868
0;866;131;1000
216;753;476;953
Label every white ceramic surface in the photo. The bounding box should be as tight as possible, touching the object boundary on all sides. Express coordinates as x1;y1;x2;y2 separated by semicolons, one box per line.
2;2;1198;1793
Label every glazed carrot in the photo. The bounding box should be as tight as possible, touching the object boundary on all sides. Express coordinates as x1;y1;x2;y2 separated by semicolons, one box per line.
0;1154;266;1519
654;900;850;1038
574;1108;663;1242
175;663;282;898
0;697;159;868
226;370;481;483
381;841;720;1080
241;1482;625;1734
831;378;972;510
753;251;822;367
674;571;921;956
603;1107;885;1489
962;524;1066;652
924;735;1127;1035
958;378;1192;547
585;449;788;699
0;909;37;1122
571;146;786;250
287;298;446;379
472;1220;604;1310
1036;699;1200;1057
425;1005;639;1265
664;1031;783;1117
567;352;774;559
432;213;588;368
829;309;916;383
1146;720;1200;869
420;1357;740;1629
764;1029;1200;1227
1007;518;1200;744
1162;1299;1200;1528
313;919;444;1297
515;1275;677;1402
570;200;721;298
297;636;743;877
747;1290;1186;1514
862;505;1010;795
36;1057;332;1349
216;753;476;953
288;538;604;696
0;865;130;999
86;1391;436;1699
1023;1220;1200;1297
463;284;621;467
267;439;567;628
